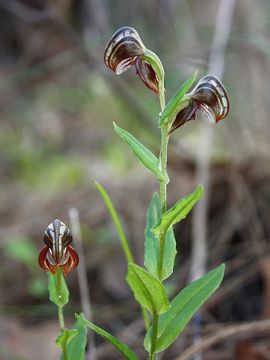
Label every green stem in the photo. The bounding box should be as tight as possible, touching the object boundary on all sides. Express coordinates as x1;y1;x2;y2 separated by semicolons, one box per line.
55;270;67;359
62;347;68;360
55;269;65;331
158;76;167;214
58;305;65;331
149;312;159;360
157;78;169;279
159;126;169;214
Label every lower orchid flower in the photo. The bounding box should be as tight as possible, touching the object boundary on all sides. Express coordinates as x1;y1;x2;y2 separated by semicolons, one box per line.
38;219;79;276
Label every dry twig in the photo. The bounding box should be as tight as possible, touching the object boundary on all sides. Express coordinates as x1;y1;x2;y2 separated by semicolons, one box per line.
175;319;270;360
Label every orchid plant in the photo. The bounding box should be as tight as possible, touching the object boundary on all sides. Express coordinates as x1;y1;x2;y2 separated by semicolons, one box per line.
39;26;230;360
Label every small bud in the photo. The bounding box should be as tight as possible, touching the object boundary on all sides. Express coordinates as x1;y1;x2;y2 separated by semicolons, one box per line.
170;75;230;133
104;26;163;94
38;219;79;276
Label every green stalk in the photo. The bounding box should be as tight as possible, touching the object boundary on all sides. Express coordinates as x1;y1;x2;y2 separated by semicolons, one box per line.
58;304;65;331
159;125;169;213
149;76;169;359
158;77;168;214
55;270;67;360
149;312;159;360
157;77;169;276
55;269;65;331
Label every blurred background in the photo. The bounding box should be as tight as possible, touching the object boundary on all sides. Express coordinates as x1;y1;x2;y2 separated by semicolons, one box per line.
1;0;270;359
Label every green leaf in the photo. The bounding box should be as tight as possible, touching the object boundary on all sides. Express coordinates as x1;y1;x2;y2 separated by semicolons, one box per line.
144;193;176;280
126;263;169;314
159;71;197;127
56;328;78;353
48;269;69;307
95;180;134;263
144;264;225;353
3;235;36;270
76;313;139;360
152;184;203;239
61;315;87;360
113;122;169;183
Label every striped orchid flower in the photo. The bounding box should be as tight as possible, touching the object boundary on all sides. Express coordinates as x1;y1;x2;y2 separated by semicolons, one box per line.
38;219;79;276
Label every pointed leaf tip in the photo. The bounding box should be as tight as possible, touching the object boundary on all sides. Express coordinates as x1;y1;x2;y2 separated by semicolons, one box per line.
197;183;204;199
76;313;139;360
144;192;177;281
144;263;225;353
126;263;169;315
152;184;204;238
159;70;198;128
113;122;169;183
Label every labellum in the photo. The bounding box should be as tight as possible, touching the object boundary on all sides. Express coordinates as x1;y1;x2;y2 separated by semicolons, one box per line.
135;57;159;93
38;219;79;276
170;75;230;133
104;26;159;93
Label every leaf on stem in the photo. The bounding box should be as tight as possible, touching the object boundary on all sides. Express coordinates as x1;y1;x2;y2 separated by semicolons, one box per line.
144;264;225;352
144;193;176;280
60;315;87;360
95;180;134;264
159;71;198;128
113;122;169;183
76;314;139;360
126;263;169;314
56;328;78;354
152;184;203;239
48;269;69;307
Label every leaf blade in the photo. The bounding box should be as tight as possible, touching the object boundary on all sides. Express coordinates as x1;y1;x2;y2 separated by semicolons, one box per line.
126;263;169;314
95;180;134;264
144;264;225;352
57;329;78;354
144;193;177;280
64;315;87;360
152;184;203;239
76;314;139;360
159;71;197;127
113;122;169;183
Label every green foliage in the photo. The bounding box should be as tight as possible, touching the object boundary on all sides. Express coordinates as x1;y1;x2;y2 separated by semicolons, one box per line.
3;235;36;270
60;316;87;360
27;278;47;297
95;180;134;263
11;147;85;191
56;329;78;355
159;71;197;127
126;263;169;315
144;193;176;281
48;269;69;307
76;314;139;360
113;122;169;183
144;264;225;353
152;184;203;238
3;236;47;297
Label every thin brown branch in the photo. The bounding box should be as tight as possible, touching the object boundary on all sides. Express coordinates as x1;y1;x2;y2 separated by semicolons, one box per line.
175;319;270;360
